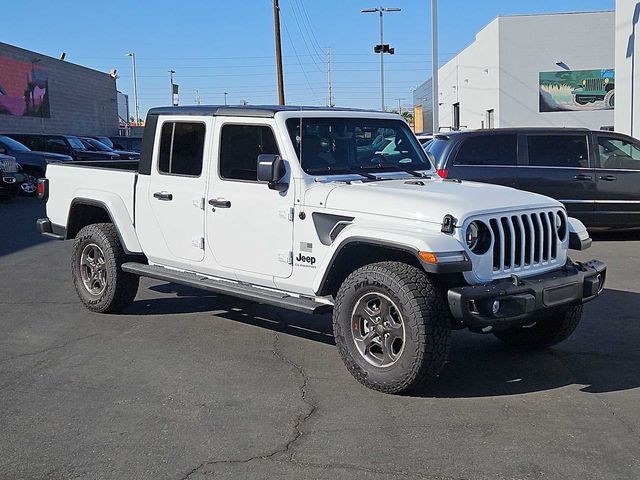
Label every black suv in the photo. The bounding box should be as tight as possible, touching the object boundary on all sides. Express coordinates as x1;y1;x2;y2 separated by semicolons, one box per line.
5;134;119;162
426;128;640;229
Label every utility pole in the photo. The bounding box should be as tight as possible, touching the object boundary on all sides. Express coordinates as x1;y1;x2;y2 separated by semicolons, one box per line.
194;89;202;105
126;53;140;125
169;69;178;106
396;97;405;114
224;92;228;105
327;48;334;107
362;7;400;111
273;0;285;105
431;0;439;133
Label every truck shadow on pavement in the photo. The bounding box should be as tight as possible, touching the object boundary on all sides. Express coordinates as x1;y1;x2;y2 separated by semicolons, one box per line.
128;283;640;398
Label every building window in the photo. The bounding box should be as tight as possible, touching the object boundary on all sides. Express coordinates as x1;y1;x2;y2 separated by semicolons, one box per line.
486;109;494;129
158;122;205;176
453;103;460;130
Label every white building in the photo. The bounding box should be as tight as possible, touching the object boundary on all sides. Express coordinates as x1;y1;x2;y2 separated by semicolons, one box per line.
614;0;639;138
414;11;616;133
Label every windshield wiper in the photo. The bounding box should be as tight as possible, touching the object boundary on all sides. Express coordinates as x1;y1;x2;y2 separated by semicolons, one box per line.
307;165;382;181
365;162;430;178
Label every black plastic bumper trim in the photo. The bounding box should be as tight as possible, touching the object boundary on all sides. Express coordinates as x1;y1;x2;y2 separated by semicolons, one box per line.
447;260;606;329
36;218;66;240
569;232;592;250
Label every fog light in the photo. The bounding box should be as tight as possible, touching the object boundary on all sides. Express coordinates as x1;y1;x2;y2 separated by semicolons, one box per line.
492;300;501;315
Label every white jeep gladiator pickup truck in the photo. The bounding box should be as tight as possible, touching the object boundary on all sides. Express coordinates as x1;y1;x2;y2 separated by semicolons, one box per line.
37;105;606;394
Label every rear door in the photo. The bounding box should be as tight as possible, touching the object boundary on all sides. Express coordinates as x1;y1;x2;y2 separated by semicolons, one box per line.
593;133;640;228
446;133;519;187
144;118;210;263
518;133;595;227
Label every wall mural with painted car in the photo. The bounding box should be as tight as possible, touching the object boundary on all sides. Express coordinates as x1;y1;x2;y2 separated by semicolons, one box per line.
539;69;615;112
0;56;50;117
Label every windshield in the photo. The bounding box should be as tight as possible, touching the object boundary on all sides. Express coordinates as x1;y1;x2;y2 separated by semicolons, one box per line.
286;118;433;176
96;136;114;149
66;136;86;150
0;135;31;152
84;138;112;151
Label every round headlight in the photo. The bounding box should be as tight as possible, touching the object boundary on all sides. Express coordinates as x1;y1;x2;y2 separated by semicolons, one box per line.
604;77;610;84
465;221;491;255
555;211;567;240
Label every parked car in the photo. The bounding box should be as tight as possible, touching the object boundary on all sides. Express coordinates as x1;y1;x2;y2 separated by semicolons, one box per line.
109;136;142;153
0;135;72;194
80;137;140;160
5;134;119;162
38;105;605;394
0;154;27;198
425;127;640;229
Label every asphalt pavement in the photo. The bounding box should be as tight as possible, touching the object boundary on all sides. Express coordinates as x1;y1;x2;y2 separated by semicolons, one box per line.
1;197;639;480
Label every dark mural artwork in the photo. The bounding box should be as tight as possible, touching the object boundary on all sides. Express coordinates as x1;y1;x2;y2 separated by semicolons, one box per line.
0;56;50;117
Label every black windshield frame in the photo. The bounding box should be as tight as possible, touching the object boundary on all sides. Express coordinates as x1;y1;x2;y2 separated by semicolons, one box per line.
286;117;433;176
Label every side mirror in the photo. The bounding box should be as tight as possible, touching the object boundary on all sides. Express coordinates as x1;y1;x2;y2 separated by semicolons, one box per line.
257;154;287;191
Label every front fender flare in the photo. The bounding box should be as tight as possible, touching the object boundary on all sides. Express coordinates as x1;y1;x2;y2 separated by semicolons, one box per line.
312;225;470;294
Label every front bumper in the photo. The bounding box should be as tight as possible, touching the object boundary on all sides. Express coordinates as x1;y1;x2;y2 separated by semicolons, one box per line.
447;260;606;331
1;172;26;196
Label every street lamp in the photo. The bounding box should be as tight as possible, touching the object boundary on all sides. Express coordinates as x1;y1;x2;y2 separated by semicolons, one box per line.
224;92;228;105
126;53;140;125
362;6;401;111
168;69;176;106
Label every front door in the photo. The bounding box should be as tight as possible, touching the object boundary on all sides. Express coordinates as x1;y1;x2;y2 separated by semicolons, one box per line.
146;118;209;263
593;133;640;228
206;119;294;279
518;133;595;227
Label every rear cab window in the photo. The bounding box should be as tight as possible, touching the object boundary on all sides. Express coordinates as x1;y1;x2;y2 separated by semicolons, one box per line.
453;134;517;166
158;122;206;176
527;135;589;168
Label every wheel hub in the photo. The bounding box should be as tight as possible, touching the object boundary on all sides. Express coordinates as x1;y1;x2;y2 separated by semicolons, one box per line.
79;243;107;296
350;292;406;367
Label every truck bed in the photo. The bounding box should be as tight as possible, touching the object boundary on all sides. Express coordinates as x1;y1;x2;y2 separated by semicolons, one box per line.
46;161;139;232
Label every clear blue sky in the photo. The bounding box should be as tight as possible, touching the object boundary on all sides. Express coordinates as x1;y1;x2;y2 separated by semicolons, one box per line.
3;0;614;116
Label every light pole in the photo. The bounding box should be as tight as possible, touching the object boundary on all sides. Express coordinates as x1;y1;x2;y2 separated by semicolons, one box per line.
396;97;405;114
431;0;439;133
224;92;228;105
168;69;176;106
362;6;400;111
126;53;140;125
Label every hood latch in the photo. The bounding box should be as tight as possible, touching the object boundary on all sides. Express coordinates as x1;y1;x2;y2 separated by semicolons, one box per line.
441;214;457;234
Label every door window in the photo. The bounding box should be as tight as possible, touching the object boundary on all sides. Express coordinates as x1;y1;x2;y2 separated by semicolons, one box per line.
597;136;640;170
219;124;279;181
454;135;517;166
527;135;589;168
46;138;70;154
158;122;205;176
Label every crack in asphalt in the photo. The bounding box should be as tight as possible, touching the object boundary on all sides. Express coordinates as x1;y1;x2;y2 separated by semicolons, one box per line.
177;332;318;480
0;333;98;365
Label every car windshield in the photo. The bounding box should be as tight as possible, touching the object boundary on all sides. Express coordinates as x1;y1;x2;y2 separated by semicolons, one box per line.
66;136;86;150
84;138;113;152
0;135;31;152
96;137;114;149
286;117;433;176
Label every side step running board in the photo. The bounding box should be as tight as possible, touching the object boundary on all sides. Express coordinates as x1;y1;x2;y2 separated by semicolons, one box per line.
121;262;332;315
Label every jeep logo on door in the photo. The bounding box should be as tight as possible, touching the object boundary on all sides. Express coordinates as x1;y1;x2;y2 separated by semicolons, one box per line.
295;253;316;267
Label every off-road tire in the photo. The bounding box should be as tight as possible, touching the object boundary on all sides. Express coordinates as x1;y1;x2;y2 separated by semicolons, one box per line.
333;261;451;394
71;223;139;313
604;89;615;108
493;305;582;350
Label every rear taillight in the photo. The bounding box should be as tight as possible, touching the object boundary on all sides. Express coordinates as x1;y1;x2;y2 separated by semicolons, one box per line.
37;178;48;200
436;168;448;178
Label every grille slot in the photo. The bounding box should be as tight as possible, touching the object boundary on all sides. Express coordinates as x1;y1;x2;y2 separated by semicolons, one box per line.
0;158;18;173
488;210;562;274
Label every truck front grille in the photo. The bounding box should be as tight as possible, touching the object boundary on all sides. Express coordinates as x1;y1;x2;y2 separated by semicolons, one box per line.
584;78;603;91
0;158;18;173
488;210;564;275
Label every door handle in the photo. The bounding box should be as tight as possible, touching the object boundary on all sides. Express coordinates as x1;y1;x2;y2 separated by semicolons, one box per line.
574;174;593;181
153;191;173;201
208;198;231;208
599;175;617;181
